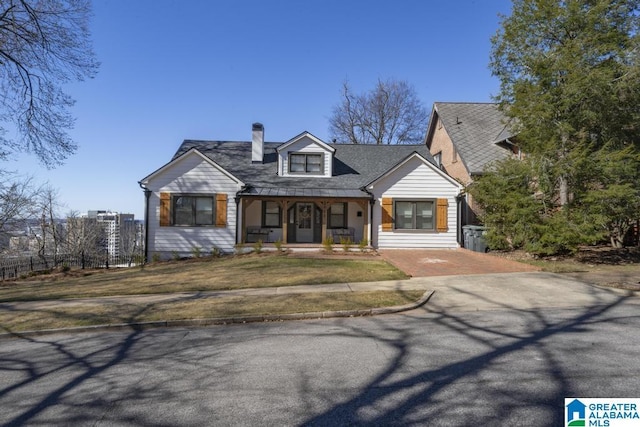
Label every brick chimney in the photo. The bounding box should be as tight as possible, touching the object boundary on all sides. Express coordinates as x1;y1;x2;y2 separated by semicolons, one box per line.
252;123;264;163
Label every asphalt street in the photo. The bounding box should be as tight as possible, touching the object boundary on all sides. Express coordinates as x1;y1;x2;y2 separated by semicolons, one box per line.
0;275;639;426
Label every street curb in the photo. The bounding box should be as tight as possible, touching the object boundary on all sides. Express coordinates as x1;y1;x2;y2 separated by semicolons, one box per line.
0;290;435;340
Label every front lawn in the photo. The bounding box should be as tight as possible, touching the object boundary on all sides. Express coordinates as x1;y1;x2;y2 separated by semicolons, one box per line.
0;253;418;332
0;253;408;303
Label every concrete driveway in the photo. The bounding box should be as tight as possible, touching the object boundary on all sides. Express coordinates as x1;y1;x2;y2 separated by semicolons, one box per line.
404;272;637;312
379;248;540;277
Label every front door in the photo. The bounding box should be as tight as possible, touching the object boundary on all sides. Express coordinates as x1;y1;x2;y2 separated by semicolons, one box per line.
296;203;313;243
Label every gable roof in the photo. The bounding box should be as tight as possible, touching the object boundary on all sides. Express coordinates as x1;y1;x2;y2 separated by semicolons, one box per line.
425;102;515;175
277;131;335;153
139;148;243;186
173;140;438;197
366;151;463;190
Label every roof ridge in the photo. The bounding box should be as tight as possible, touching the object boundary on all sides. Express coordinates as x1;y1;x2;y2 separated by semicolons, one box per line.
182;139;283;144
434;101;498;105
333;143;425;147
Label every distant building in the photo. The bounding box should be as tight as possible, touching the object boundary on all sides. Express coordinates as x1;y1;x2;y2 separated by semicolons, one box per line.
6;218;63;256
66;211;140;261
85;211;137;260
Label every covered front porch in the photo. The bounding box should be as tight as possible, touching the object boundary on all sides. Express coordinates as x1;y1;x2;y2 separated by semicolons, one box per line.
237;196;372;245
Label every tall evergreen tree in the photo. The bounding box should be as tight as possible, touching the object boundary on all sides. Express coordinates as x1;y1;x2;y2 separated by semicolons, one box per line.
481;0;640;252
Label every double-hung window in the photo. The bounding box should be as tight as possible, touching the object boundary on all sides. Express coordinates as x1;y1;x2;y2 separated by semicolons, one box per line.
394;200;434;230
328;203;347;228
289;153;323;174
172;195;214;226
262;201;281;227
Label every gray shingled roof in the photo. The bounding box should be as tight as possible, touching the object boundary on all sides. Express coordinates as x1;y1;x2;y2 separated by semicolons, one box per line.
173;140;435;197
433;102;514;175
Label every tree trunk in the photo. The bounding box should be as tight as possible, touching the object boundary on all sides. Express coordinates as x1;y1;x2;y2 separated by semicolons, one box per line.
559;175;569;207
610;222;628;249
559;135;569;208
610;235;624;249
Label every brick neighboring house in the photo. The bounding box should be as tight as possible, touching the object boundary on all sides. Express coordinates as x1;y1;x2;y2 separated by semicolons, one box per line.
424;102;520;231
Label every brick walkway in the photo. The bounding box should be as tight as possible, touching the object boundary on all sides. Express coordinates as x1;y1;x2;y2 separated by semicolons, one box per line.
379;248;540;277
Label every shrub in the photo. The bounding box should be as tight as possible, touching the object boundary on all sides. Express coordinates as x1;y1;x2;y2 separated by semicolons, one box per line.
253;239;263;254
152;253;162;263
358;238;369;252
171;251;180;261
61;263;71;273
210;247;221;258
340;237;353;252
523;212;594;256
322;236;334;252
274;239;284;252
191;246;202;258
131;254;145;265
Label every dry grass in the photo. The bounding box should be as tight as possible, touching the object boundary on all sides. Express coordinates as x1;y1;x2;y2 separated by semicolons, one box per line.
0;253;408;302
0;290;425;332
0;253;419;332
490;246;640;289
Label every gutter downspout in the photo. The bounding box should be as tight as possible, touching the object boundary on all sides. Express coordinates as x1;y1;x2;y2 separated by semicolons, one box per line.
234;193;242;248
138;182;151;264
235;185;251;249
361;186;375;248
456;192;465;247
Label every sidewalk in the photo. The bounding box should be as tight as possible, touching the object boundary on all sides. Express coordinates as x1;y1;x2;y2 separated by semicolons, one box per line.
3;270;551;313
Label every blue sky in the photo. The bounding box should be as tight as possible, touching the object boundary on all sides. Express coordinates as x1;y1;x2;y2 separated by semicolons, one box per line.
12;0;512;219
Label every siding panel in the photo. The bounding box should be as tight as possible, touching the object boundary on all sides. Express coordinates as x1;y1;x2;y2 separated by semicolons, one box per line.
371;157;461;249
145;152;240;256
279;136;332;177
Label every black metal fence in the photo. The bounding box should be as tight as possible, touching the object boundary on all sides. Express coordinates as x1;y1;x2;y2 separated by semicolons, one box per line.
0;253;142;281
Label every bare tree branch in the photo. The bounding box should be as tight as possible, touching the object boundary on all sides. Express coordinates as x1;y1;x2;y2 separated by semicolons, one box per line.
0;0;99;167
329;78;428;145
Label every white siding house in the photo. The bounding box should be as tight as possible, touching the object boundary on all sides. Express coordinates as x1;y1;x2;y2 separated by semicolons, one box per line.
140;150;243;258
140;124;463;260
367;153;462;248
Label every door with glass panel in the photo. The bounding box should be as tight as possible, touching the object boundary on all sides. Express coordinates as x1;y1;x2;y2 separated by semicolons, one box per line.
296;203;313;242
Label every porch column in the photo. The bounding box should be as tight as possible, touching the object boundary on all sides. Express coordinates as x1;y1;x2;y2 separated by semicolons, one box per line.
321;201;329;242
357;200;369;243
280;200;289;243
240;199;247;243
241;199;256;243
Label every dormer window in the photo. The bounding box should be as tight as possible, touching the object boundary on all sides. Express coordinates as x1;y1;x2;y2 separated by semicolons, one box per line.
277;132;334;177
289;153;323;174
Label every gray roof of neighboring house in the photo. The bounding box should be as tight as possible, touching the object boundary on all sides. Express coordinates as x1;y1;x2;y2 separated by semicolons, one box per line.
430;102;515;175
173;140;435;197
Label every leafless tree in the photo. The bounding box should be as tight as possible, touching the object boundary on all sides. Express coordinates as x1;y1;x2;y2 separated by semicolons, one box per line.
329;78;428;145
0;0;99;167
119;217;143;265
64;210;106;262
0;172;42;251
31;185;65;263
